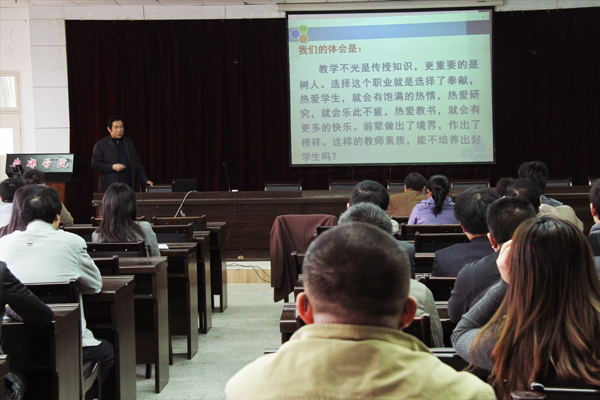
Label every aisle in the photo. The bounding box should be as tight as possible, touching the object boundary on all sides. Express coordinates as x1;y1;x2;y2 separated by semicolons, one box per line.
136;283;282;400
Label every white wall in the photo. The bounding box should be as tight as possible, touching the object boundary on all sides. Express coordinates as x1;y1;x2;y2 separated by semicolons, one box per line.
1;0;598;155
0;7;36;152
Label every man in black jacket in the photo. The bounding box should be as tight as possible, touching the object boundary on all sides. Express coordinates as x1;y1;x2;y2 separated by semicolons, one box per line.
91;116;153;192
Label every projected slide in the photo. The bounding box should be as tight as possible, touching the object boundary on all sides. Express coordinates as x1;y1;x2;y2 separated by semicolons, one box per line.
288;9;494;166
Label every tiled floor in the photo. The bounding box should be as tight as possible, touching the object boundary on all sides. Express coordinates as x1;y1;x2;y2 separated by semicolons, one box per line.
136;283;282;400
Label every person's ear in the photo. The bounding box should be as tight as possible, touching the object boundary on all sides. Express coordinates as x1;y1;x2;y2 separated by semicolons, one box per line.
404;185;408;192
297;292;314;325
539;197;543;207
107;126;111;134
487;232;499;251
398;296;418;330
591;203;598;218
347;202;350;210
52;214;61;229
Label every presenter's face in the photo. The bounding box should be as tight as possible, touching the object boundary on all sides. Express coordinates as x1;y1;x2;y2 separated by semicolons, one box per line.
108;121;124;139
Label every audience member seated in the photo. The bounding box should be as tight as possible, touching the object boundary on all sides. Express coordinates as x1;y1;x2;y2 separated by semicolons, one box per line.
506;178;583;231
0;185;114;396
589;179;600;256
447;197;536;323
386;172;428;217
494;177;514;197
518;160;563;206
0;261;53;399
92;182;160;256
348;180;415;270
452;217;600;399
431;188;499;277
226;223;495;400
22;169;74;227
408;175;459;225
0;178;25;228
339;202;443;346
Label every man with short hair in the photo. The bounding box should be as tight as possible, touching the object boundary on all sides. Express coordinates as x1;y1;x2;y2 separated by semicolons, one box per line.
506;178;583;231
448;197;536;323
91;115;153;193
21;169;74;226
432;188;499;277
518;160;563;206
349;180;416;273
386;172;428;217
339;202;444;347
0;178;25;227
589;179;600;257
225;223;495;400
0;185;114;396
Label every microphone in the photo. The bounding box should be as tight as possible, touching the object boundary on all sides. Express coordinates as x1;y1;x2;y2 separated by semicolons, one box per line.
222;162;231;192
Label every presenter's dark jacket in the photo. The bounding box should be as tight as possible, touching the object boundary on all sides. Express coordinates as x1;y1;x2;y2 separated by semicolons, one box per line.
0;261;53;348
91;135;149;193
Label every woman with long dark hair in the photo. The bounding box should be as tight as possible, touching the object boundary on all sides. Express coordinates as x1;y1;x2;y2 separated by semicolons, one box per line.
452;216;600;399
92;182;160;256
407;175;458;224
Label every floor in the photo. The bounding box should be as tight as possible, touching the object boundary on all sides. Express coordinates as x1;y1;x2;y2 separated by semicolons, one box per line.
135;283;282;400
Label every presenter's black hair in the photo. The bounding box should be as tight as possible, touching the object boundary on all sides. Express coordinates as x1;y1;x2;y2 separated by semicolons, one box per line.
404;172;427;192
427;175;451;217
107;115;124;129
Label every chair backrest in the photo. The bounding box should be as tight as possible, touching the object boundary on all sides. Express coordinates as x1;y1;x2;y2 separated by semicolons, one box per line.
91;216;146;226
546;177;572;187
525;382;600;400
431;349;470;371
399;223;463;240
152;223;194;243
152;216;207;231
146;184;172;193
414;232;469;253
264;181;302;191
25;279;79;304
450;178;490;189
387;180;405;190
63;226;96;242
402;314;432;347
92;256;120;276
414;253;435;274
86;241;147;258
329;179;359;191
417;276;457;301
391;216;409;227
315;225;334;236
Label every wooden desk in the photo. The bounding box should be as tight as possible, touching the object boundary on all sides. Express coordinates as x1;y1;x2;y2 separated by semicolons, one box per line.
116;257;169;393
160;243;202;356
190;233;213;332
206;222;227;312
3;304;81;400
0;355;8;399
83;276;136;400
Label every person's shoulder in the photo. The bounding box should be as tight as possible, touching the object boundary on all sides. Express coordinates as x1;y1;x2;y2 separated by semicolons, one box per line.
136;221;152;230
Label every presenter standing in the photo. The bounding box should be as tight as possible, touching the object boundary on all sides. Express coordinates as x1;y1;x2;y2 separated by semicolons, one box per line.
92;116;154;193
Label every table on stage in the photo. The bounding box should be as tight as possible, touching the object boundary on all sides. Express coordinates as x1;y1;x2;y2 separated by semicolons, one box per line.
83;276;136;400
117;257;169;393
2;304;81;400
